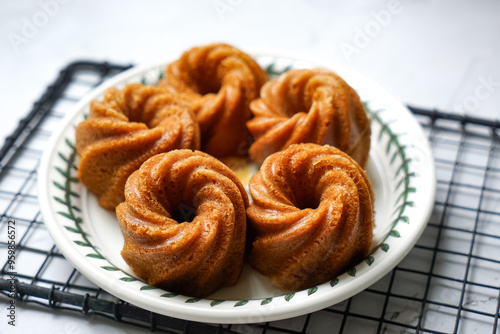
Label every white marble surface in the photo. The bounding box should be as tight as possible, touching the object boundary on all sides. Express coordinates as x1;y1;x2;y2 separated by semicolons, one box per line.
0;0;499;333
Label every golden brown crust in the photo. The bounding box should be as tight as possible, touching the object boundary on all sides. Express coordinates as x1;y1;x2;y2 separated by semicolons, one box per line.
247;143;374;291
116;150;249;298
75;83;200;209
158;43;268;158
247;69;370;167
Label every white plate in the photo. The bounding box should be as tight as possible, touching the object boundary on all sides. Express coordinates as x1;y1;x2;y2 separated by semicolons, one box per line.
38;49;436;324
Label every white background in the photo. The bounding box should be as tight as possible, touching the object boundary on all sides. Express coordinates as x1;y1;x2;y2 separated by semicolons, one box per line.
0;0;499;333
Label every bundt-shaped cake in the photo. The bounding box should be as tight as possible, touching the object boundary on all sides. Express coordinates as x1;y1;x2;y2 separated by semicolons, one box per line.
158;43;268;158
116;150;249;298
247;143;375;291
75;83;200;210
247;69;371;167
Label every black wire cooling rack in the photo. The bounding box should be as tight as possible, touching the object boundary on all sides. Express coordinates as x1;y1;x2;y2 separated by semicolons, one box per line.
0;61;499;334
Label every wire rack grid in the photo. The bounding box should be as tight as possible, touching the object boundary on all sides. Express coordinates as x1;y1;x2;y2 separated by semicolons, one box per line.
0;61;499;334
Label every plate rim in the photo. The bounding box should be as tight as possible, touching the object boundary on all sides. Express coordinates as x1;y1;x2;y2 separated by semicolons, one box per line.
37;49;436;324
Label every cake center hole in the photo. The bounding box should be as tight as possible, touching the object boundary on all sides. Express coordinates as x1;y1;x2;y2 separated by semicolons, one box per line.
196;78;222;95
126;112;154;129
192;69;224;95
170;203;197;224
295;197;320;211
